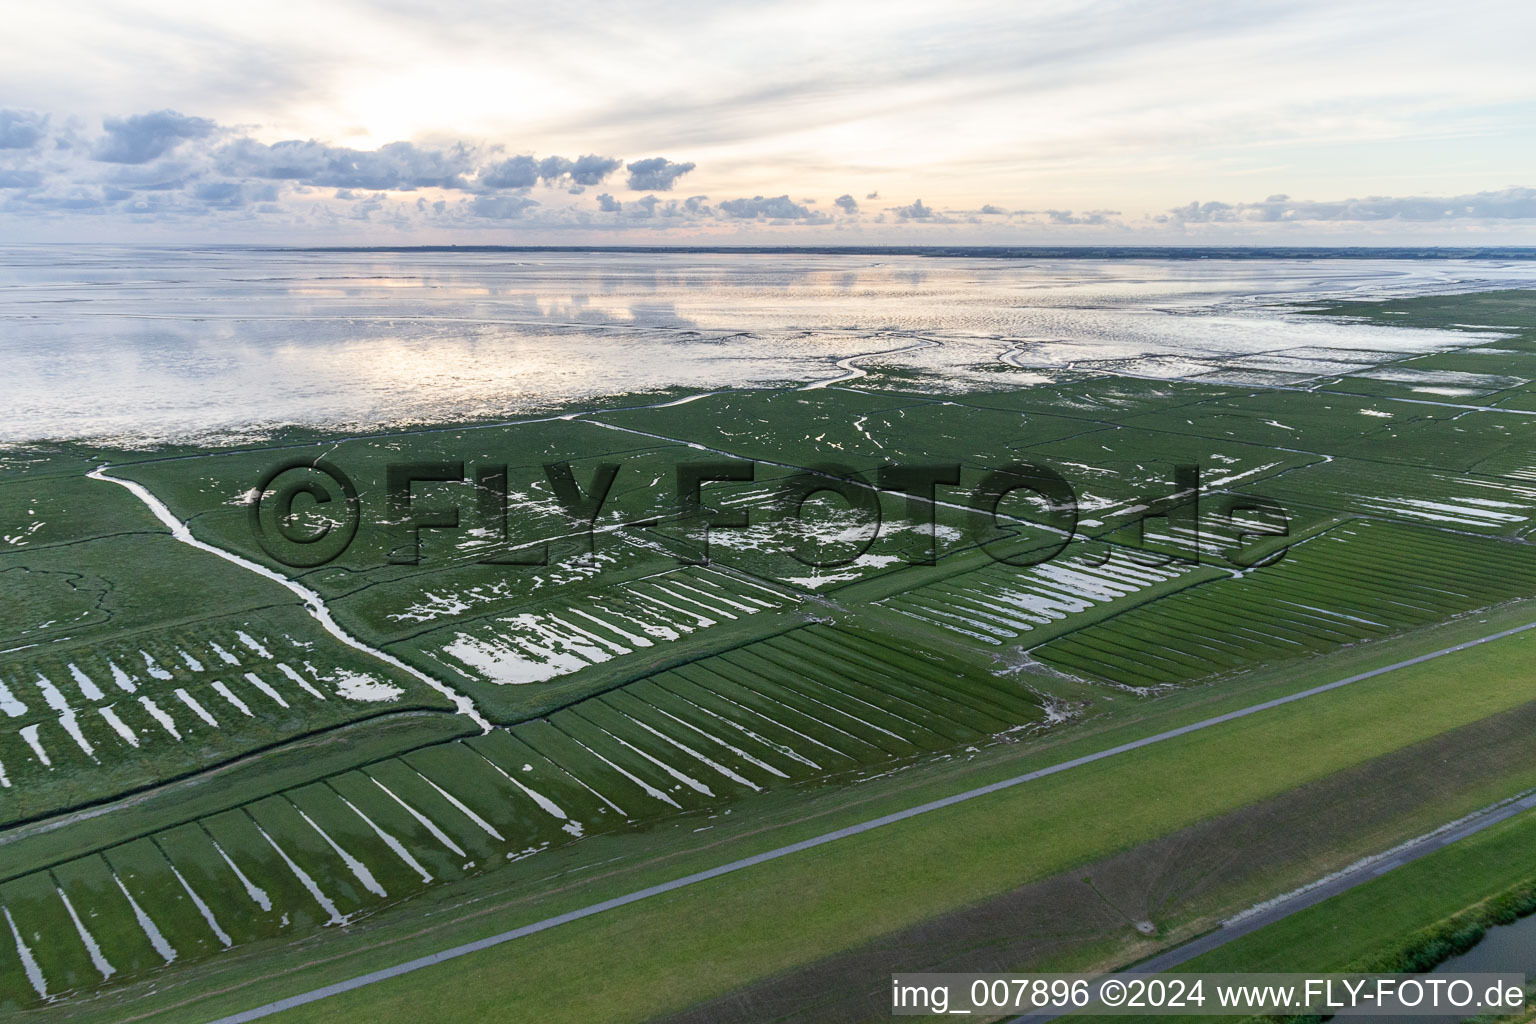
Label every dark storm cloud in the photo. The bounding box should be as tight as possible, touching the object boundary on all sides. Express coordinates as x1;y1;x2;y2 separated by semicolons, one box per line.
1164;188;1536;223
0;109;49;150
834;193;858;213
217;138;477;190
716;194;816;219
625;156;695;191
93;110;216;164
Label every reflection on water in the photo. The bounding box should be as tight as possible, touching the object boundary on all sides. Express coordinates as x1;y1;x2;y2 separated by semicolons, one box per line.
4;246;1536;445
1432;908;1536;974
1331;912;1536;1024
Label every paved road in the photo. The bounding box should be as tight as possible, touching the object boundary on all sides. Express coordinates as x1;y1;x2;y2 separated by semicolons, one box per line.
208;621;1536;1024
1009;790;1536;1022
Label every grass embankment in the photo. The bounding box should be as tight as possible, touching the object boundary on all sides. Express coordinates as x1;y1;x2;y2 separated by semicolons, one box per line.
1183;809;1536;974
1119;808;1536;1024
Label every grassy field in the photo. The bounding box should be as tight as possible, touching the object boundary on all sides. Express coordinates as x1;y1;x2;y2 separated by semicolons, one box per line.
36;599;1536;1024
247;623;1536;1024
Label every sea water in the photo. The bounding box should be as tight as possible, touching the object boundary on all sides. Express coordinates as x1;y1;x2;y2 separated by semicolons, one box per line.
3;245;1536;445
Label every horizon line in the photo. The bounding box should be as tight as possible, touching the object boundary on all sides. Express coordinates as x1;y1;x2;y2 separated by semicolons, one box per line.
8;242;1536;258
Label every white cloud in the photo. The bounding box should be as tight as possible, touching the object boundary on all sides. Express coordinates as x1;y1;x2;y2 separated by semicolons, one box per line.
1163;189;1536;223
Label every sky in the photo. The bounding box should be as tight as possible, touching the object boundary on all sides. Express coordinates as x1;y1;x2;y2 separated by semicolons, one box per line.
2;0;1535;244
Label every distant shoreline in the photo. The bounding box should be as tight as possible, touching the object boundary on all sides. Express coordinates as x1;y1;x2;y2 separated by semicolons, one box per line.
7;243;1536;259
272;245;1536;259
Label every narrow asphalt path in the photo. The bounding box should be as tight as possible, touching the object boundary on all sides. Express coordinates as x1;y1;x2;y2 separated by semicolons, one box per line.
207;620;1536;1024
1010;790;1536;1023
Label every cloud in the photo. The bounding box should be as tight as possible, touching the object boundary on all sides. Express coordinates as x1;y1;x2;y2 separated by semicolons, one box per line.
887;198;967;223
548;153;623;185
1044;208;1120;224
978;204;1005;215
592;192;712;220
480;154;539;189
834;193;858;213
536;155;573;181
666;195;711;218
0;108;716;237
0;106;724;235
1162;200;1236;223
104;159;200;191
93;110;216;164
217;138;477;190
195;181;279;207
191;181;278;209
482;152;622;190
1163;188;1536;223
469;194;540;218
191;182;244;204
865;191;879;200
716;194;816;219
0;169;44;188
625;156;695;191
0;109;48;150
32;195;110;212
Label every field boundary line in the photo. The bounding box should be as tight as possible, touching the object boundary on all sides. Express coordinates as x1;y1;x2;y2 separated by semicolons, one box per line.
206;619;1536;1024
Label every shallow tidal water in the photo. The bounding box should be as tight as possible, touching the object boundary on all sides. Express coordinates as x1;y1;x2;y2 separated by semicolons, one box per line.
4;246;1536;445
